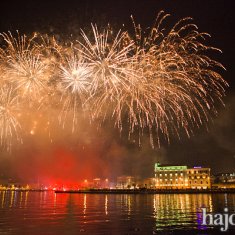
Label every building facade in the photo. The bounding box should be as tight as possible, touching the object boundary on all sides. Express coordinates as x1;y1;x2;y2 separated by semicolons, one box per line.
214;173;235;183
154;163;211;189
116;176;137;189
142;177;156;189
187;167;211;189
154;163;188;189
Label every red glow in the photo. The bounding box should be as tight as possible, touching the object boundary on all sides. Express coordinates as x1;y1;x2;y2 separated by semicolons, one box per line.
12;146;111;187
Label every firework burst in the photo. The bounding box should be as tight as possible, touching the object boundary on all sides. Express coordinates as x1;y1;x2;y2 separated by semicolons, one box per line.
57;51;92;130
0;32;56;103
76;24;143;127
118;11;228;146
0;12;228;150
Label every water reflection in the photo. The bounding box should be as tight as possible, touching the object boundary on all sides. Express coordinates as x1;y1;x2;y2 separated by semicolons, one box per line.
153;194;213;231
83;194;86;218
0;191;234;234
1;190;5;208
105;195;108;215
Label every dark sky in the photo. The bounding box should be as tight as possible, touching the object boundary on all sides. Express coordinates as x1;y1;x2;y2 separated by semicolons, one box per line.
0;0;234;183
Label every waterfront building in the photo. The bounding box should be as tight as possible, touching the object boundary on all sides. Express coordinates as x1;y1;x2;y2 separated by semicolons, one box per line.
116;176;137;189
142;177;156;189
187;167;211;189
214;172;235;183
154;163;211;190
92;178;101;188
154;163;188;189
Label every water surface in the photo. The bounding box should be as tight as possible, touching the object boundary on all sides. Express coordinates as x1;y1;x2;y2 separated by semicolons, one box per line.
0;191;234;234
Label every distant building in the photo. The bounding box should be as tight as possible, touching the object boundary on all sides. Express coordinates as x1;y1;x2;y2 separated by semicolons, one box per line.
142;178;156;189
116;176;137;189
92;178;101;188
187;167;211;189
214;173;235;183
154;163;188;189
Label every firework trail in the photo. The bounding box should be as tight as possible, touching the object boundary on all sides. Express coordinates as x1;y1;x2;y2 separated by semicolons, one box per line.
0;86;21;151
0;11;228;150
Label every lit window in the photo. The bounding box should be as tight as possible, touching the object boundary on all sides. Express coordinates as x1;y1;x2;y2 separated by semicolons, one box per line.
165;174;167;176
160;174;162;177
175;173;178;176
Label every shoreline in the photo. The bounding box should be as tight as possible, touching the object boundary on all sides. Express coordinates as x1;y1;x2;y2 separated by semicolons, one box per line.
1;188;235;194
54;188;235;194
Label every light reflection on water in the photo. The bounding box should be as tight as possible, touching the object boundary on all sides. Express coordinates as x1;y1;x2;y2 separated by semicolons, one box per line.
0;191;234;234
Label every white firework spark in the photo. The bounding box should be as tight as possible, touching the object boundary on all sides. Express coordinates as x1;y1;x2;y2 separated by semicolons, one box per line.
57;52;92;131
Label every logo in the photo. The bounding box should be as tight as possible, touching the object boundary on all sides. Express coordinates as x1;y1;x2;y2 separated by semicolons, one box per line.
201;207;235;232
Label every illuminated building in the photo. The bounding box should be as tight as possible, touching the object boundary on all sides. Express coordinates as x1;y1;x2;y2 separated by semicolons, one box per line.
92;178;101;188
214;172;235;183
142;178;156;189
187;167;211;189
154;163;212;190
154;163;188;189
116;176;137;189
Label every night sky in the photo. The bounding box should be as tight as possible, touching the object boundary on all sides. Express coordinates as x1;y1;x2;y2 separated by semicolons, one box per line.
0;0;234;184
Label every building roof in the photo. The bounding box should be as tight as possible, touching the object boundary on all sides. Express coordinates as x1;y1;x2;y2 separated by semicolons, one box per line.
156;164;186;167
155;163;187;171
